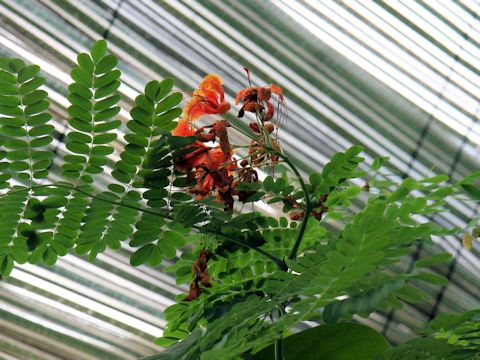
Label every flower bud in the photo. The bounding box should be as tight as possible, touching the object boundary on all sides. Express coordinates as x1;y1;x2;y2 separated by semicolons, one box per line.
249;122;260;133
217;101;231;114
264;123;275;133
289;211;305;221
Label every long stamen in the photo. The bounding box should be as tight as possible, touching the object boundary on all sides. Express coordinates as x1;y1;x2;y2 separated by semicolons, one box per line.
244;67;252;87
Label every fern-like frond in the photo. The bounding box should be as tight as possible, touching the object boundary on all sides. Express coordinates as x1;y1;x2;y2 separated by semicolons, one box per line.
75;193;115;260
32;40;123;262
0;57;54;185
129;212;187;267
111;79;181;190
0;189;30;276
62;40;120;184
29;185;90;266
104;79;183;264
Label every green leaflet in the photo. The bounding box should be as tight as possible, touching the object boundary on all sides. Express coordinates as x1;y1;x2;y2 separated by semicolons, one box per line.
62;40;121;181
323;279;405;323
37;187;90;265
461;183;480;201
0;190;30;274
129;212;189;267
0;57;54;184
113;79;182;191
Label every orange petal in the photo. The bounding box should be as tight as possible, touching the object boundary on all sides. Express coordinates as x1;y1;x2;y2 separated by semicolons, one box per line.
270;84;283;96
264;101;274;121
258;87;271;102
235;88;251;105
217;101;230;114
172;118;195;136
207;148;228;170
200;74;224;105
243;101;262;113
183;96;206;122
196;169;215;196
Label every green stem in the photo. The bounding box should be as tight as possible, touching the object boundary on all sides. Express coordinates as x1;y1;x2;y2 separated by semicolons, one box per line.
274;305;286;360
280;155;312;260
274;337;285;360
270;153;310;359
1;183;284;268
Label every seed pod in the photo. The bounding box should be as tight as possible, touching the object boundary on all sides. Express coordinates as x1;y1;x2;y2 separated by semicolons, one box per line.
289;210;305;221
463;232;473;251
264;123;275;133
184;281;202;301
240;159;249;167
249;122;260;133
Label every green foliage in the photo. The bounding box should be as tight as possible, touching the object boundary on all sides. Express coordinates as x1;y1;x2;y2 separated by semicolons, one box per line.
63;39;120;183
0;41;186;267
152;150;464;358
459;172;480;201
0;41;477;360
323;279;405;324
0;190;30;276
111;78;181;189
0;57;54;185
253;323;390;360
384;310;480;359
308;145;365;199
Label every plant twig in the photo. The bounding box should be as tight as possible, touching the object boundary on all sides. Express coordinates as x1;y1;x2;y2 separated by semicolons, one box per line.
274;337;285;360
279;155;312;260
274;305;286;360
0;183;285;269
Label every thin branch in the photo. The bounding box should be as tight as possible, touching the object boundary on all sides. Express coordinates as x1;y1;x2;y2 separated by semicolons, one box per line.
274;305;286;360
279;155;312;260
1;183;285;268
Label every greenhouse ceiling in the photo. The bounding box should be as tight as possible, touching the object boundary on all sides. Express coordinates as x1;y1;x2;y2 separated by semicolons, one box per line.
0;0;479;359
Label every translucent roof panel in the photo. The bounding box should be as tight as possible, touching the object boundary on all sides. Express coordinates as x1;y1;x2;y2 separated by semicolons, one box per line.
0;0;479;357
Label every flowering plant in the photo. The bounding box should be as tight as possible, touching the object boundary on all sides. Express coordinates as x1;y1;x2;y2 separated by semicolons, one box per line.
0;40;478;359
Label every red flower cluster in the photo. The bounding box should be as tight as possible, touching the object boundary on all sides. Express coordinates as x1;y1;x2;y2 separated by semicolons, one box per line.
235;69;285;165
172;118;236;207
171;72;285;210
171;72;327;302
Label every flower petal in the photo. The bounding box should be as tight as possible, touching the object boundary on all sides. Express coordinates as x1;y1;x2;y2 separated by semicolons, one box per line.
183;96;205;122
172;118;195;136
200;74;224;104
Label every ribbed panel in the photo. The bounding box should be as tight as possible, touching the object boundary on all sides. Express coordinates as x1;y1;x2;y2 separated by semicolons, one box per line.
0;0;479;358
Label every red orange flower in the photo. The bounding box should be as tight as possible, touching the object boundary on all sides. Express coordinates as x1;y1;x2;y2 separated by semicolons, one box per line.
235;83;284;121
184;74;231;122
171;118;236;207
171;118;195;137
170;71;286;209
